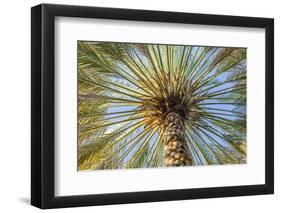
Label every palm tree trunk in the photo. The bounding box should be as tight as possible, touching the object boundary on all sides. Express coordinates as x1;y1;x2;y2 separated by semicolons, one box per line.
164;112;192;166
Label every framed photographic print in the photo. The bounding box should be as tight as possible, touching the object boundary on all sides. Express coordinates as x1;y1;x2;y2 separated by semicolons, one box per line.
31;3;274;209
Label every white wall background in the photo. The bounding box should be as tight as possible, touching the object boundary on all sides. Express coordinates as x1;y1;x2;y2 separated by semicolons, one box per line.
0;0;279;212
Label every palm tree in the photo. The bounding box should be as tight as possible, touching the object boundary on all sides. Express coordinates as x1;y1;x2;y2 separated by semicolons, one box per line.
78;41;247;170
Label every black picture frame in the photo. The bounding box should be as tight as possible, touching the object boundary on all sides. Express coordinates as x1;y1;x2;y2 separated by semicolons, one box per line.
31;3;274;209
